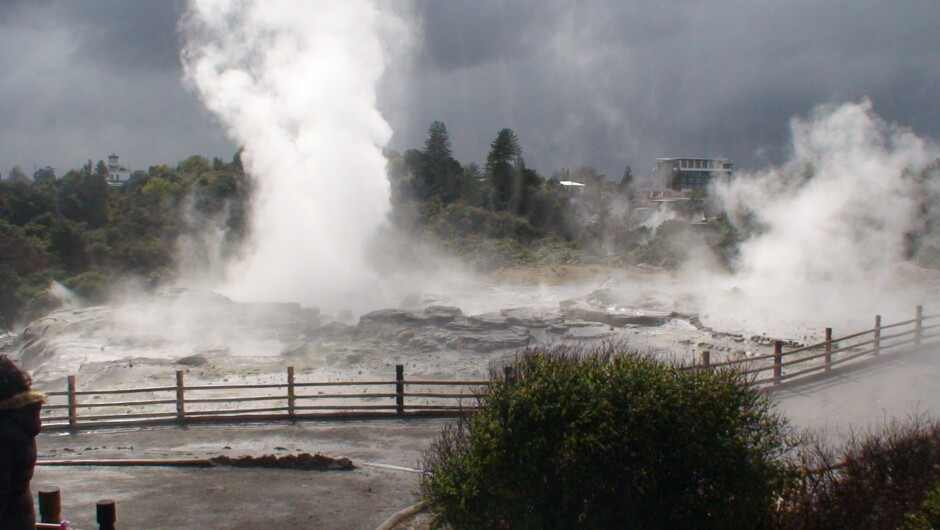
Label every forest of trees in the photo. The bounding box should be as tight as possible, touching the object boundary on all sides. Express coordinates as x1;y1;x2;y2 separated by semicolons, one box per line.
0;122;736;329
0;154;250;328
385;121;677;271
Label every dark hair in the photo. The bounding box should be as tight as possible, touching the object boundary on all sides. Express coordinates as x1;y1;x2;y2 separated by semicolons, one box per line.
0;355;31;401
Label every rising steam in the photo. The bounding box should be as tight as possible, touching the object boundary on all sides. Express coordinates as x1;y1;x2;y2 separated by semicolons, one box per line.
180;0;410;309
700;100;939;334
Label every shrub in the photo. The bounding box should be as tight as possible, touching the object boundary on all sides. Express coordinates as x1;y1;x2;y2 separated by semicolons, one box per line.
420;345;798;529
904;481;940;529
781;417;940;529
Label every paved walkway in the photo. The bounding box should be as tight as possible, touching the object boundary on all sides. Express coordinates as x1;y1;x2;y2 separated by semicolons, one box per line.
33;347;940;529
774;345;940;442
34;419;445;529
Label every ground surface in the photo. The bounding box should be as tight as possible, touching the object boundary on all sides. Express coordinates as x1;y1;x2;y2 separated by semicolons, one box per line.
32;345;940;529
775;344;940;443
20;265;940;529
34;419;443;529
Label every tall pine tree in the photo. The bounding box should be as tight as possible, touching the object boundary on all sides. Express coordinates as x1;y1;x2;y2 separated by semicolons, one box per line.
414;121;462;203
486;128;522;213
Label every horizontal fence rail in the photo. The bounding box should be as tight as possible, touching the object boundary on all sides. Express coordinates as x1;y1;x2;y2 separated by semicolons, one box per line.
690;306;940;386
39;307;938;432
41;365;491;432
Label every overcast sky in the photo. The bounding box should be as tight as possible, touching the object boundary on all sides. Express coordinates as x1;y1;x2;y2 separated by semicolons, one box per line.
1;0;938;180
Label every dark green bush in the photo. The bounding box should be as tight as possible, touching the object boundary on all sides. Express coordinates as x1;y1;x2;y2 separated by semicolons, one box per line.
904;481;940;529
781;417;940;530
420;345;798;529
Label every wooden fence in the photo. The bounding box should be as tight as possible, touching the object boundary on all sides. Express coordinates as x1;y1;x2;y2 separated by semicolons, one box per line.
40;306;940;432
42;364;489;432
692;306;940;385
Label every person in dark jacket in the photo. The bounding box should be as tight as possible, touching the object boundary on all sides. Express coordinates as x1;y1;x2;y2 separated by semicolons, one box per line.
0;355;43;530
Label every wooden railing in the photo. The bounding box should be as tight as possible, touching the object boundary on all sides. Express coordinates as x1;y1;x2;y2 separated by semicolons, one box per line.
40;307;939;432
691;306;940;385
42;364;488;432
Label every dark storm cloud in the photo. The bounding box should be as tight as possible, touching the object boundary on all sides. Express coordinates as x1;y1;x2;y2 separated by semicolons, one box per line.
1;1;937;181
394;0;940;178
58;1;186;72
418;1;544;70
0;0;231;178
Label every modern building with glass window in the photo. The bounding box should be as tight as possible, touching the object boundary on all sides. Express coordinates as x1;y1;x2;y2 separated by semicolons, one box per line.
652;157;732;190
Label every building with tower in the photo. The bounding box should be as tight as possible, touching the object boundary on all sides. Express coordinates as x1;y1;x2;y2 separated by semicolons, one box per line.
106;153;132;186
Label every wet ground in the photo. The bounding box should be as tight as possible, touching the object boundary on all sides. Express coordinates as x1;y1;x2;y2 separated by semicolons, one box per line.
32;345;940;529
775;344;940;443
34;419;443;529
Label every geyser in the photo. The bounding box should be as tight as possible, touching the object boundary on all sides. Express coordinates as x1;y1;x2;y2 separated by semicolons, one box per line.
180;0;409;309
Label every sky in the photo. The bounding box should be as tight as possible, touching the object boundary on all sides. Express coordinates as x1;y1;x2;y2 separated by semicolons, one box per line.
1;0;938;181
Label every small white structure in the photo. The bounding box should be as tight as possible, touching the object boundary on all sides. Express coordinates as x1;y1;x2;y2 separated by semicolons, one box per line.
558;180;587;194
106;153;132;187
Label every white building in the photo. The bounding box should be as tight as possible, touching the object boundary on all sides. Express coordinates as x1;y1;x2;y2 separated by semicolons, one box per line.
558;180;587;194
652;157;732;191
106;153;132;187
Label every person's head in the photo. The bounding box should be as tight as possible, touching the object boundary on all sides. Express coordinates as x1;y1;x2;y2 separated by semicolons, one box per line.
0;356;31;401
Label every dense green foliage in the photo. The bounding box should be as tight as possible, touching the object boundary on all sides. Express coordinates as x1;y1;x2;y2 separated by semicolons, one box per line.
0;154;249;327
420;346;798;529
905;481;940;529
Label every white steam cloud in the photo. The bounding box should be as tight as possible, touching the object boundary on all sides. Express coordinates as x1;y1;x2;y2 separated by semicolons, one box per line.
700;100;939;334
180;0;411;309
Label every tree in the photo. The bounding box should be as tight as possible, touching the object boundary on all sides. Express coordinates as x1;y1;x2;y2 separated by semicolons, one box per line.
47;219;89;273
486;128;522;212
94;160;110;179
0;268;26;329
33;167;56;183
458;163;488;208
424;120;453;163
411;121;462;204
6;166;28;183
57;170;111;228
178;155;211;179
421;345;797;529
619;165;634;192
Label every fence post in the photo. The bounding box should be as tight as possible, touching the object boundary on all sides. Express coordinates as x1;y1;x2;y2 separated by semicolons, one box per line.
773;341;783;384
67;375;78;432
824;328;832;371
97;499;116;530
701;350;710;368
287;366;296;419
38;487;61;524
874;315;882;355
503;366;516;385
395;364;405;415
916;305;923;346
175;371;186;424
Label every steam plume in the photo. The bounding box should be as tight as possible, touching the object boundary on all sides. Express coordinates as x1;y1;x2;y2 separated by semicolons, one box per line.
702;100;939;334
180;0;409;309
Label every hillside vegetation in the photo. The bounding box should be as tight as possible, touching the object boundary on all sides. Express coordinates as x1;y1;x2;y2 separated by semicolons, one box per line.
0;154;249;327
9;122;938;328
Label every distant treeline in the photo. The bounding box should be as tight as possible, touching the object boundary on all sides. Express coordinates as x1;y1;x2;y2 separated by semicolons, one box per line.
0;122;735;328
383;122;662;271
0;154;250;328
